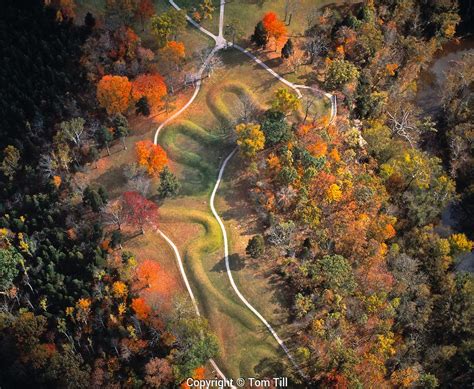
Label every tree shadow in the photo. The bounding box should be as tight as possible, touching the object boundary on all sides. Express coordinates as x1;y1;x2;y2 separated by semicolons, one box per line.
91;163;127;197
211;253;245;272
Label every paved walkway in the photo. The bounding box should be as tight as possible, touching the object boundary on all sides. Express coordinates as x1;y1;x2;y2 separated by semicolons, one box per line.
154;0;338;382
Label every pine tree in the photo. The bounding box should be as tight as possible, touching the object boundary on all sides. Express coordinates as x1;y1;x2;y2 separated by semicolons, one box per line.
135;96;151;116
251;21;268;48
246;235;265;258
157;166;180;199
281;39;294;59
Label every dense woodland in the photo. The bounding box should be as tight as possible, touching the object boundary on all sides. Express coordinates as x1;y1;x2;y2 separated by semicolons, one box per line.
0;0;472;388
242;0;474;387
0;1;214;387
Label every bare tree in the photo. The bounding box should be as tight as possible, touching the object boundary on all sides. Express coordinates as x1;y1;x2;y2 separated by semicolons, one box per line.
199;48;224;78
302;94;317;124
123;163;151;196
284;0;298;25
304;35;327;64
387;110;418;148
237;94;259;123
102;199;126;230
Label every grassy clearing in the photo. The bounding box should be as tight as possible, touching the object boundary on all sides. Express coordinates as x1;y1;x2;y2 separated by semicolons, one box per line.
75;0;330;378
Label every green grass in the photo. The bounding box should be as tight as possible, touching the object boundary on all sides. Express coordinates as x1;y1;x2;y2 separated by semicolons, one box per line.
156;48;331;380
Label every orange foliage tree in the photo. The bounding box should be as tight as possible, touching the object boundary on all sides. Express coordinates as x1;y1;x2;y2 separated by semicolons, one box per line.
135;140;168;176
131;297;151;319
131;73;167;110
97;75;132;115
262;12;287;50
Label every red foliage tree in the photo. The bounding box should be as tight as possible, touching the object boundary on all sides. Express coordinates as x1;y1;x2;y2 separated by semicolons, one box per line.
122;191;158;234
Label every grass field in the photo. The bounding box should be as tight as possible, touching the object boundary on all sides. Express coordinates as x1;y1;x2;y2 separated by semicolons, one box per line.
75;0;331;381
154;48;320;379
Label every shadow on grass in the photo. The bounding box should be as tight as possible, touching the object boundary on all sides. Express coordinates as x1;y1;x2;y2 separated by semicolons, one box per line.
91;163;127;197
211;253;245;272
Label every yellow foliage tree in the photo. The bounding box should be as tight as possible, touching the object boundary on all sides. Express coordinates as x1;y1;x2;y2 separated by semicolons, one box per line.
326;183;343;202
112;281;128;298
236;123;265;158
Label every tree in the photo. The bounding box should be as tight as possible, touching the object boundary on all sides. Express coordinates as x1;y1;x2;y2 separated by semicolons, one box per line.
271;88;300;115
246;235;265;258
134;0;154;31
102;198;127;230
0;247;22;291
200;0;215;20
97;75;132;115
83;186;105;212
236;123;265;158
105;0;136;27
160;41;185;70
123;191;158;234
1;145;21;180
157;166;180;199
281;39;294;59
262;12;287;50
96;126;113;156
58;117;87;149
84;12;95;28
224;18;243;45
135;96;151;116
261;110;291;146
113;113;130;150
150;9;186;47
135;140;168;176
325;59;359;90
251;21;268;48
145;358;173;388
131;73;167;111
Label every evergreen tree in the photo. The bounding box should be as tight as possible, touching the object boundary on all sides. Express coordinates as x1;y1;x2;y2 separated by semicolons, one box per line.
251;21;268;48
246;235;265;258
157;166;180;199
281;39;294;59
135;96;151;116
96;126;113;156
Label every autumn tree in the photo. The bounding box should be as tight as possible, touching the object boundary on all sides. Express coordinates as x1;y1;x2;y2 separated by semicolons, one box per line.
236;123;265;158
131;73;167;111
150;9;186;47
325;59;359;90
262;12;287;50
200;0;215;20
271;88;300;115
102;198;127;230
122;191;158;234
160;41;186;71
134;0;154;31
97;75;132;115
135;140;168;176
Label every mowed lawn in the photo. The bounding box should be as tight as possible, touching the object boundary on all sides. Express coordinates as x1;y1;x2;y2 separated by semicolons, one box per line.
156;49;292;379
74;0;331;381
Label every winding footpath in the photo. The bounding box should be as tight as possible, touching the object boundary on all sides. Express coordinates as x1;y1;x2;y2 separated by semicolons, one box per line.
154;0;338;382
